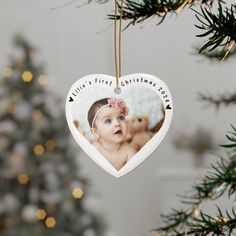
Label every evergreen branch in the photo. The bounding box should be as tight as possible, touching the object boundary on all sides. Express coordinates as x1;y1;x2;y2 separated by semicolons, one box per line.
221;125;236;150
155;208;193;234
194;2;236;60
108;0;216;26
180;157;236;205
155;195;236;236
187;207;236;236
198;92;236;108
193;45;236;61
154;127;236;236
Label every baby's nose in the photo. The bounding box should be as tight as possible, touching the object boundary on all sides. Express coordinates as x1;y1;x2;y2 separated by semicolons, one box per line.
114;119;121;126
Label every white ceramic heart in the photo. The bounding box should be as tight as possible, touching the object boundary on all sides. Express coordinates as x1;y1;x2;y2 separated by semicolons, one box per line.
66;73;173;177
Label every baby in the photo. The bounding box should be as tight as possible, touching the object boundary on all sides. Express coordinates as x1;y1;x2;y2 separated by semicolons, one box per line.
87;97;136;171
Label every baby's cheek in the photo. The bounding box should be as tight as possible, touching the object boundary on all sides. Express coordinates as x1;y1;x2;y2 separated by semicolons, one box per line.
100;126;109;134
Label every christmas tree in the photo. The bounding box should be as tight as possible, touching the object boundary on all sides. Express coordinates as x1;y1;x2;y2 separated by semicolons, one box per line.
0;36;104;236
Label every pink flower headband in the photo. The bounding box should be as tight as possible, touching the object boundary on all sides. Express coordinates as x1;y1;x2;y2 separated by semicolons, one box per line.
91;98;129;128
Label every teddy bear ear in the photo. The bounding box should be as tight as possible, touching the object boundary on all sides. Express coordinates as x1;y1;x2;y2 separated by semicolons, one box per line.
143;116;149;122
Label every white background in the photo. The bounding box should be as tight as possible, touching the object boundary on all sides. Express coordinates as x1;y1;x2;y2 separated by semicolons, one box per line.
0;1;235;235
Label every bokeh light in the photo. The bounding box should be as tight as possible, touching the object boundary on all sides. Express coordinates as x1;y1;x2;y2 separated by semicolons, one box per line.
3;67;13;77
22;71;33;82
38;75;48;85
45;140;55;151
36;209;47;220
45;217;56;228
72;188;84;199
18;174;29;184
33;145;45;156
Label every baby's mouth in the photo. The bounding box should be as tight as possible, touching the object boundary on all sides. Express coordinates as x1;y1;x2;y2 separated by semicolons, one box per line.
114;129;122;135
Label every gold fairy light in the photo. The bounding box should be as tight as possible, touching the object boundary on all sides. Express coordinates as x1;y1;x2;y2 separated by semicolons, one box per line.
207;191;212;198
18;174;29;184
221;217;229;223
22;71;33;82
72;187;84;199
38;75;48;85
45;140;55;151
3;67;13;77
215;216;229;223
45;217;56;228
193;207;199;219
36;209;47;220
32;110;43;121
33;144;45;156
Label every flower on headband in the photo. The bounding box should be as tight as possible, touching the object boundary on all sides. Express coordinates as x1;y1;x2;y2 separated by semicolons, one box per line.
107;97;129;116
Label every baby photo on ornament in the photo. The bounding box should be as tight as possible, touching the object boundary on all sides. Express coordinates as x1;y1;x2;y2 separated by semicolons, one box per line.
71;86;165;171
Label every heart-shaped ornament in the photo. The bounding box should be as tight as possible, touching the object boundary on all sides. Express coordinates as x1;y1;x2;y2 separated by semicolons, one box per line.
66;73;173;177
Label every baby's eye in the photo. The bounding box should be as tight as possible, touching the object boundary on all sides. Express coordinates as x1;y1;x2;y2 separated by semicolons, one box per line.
118;115;125;121
104;119;112;124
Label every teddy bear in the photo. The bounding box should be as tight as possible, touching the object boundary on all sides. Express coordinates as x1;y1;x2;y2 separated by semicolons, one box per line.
126;113;165;151
125;115;154;151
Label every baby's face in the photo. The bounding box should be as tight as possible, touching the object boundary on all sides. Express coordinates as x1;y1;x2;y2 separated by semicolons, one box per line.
94;106;128;144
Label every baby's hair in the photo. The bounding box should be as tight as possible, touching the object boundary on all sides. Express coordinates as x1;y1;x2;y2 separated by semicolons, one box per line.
87;98;109;128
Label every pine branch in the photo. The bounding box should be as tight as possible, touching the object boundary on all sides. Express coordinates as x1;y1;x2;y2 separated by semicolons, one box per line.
156;207;236;236
221;124;236;150
154;126;236;236
108;0;216;27
194;2;236;60
155;157;236;235
193;46;236;61
107;0;236;60
157;208;193;233
199;92;236;108
182;126;236;203
187;207;236;236
185;157;236;204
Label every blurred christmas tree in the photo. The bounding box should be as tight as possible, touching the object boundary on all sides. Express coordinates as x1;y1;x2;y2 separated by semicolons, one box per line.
0;35;104;236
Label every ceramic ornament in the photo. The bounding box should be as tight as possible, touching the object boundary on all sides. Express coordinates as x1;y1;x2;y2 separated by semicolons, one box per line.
65;73;173;177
